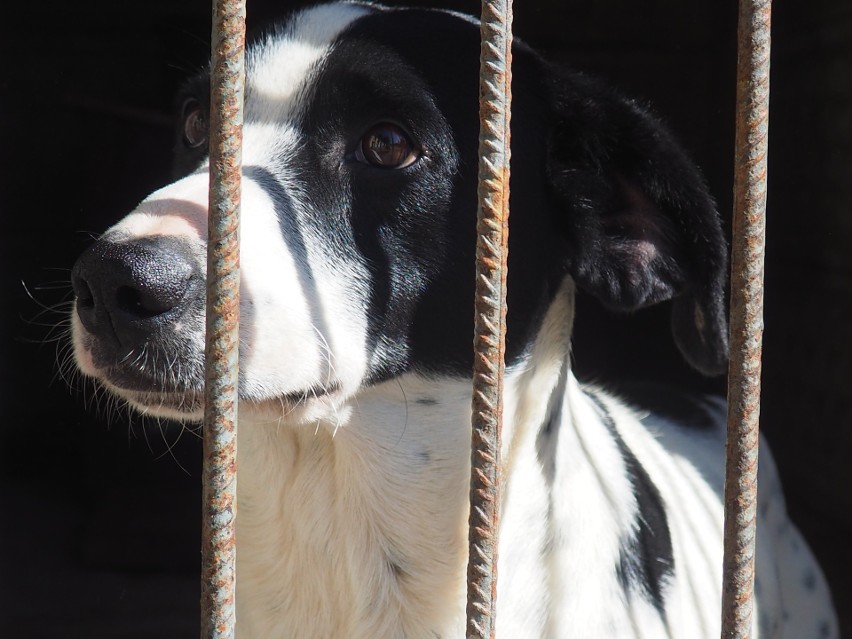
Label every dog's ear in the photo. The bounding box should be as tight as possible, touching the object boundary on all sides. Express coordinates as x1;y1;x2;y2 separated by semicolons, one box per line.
545;73;728;375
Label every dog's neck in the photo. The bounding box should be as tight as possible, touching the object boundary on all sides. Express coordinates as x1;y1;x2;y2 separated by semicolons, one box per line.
234;279;592;637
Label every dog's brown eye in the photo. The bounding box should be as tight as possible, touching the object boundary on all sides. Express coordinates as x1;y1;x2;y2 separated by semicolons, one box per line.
356;123;419;168
182;99;208;149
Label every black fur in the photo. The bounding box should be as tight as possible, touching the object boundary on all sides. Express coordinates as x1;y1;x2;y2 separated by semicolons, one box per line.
587;391;675;612
333;9;729;377
542;68;729;375
171;7;728;380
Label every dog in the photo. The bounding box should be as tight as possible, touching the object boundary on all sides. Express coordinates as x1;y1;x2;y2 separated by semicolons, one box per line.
69;2;838;637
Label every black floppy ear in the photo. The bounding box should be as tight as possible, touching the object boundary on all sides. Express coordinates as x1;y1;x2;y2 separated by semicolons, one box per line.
546;73;728;375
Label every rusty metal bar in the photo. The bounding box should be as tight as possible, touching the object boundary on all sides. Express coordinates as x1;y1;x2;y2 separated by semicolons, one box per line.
201;0;246;637
721;0;771;637
466;0;513;637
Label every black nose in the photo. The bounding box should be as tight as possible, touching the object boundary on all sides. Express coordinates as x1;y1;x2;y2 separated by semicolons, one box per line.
72;237;202;348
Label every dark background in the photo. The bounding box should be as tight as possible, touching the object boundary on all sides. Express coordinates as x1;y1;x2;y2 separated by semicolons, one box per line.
1;0;850;636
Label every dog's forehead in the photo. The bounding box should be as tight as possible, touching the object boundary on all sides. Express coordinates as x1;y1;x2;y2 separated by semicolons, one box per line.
244;3;374;122
243;3;483;122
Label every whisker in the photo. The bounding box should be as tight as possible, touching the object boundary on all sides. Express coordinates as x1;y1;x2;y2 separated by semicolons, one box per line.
391;378;410;449
153;418;192;475
311;324;339;388
139;408;156;455
39;266;73;273
53;333;79;387
20;280;74;315
31;282;76;292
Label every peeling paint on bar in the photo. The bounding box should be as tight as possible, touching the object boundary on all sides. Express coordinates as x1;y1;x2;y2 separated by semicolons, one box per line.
466;1;513;638
202;0;246;637
721;0;771;637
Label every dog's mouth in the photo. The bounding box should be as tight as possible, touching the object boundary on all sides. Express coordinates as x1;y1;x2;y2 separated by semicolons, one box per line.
100;364;200;392
106;382;206;417
74;316;347;422
90;360;205;418
91;358;343;422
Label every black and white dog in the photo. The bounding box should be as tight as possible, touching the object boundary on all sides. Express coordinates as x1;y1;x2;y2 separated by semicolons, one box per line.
70;3;837;637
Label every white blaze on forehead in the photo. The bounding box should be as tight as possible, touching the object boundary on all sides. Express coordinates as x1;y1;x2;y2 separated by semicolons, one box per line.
245;2;373;124
240;123;305;180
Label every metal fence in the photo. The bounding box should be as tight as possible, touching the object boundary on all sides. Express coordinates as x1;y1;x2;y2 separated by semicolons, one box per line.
200;0;772;637
466;1;513;636
721;0;771;637
202;0;245;636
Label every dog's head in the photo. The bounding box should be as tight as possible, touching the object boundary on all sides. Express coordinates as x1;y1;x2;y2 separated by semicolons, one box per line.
70;2;727;423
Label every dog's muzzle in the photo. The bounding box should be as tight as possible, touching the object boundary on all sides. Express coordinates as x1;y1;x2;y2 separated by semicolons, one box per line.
71;235;205;391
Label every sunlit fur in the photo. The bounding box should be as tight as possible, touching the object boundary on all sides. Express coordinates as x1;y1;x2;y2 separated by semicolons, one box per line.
70;4;837;638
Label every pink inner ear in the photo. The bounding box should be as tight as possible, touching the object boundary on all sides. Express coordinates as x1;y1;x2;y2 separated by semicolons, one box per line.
604;176;678;269
629;237;662;270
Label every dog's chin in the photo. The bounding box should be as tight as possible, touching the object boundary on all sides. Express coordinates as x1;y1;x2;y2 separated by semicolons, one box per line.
99;375;345;426
101;380;206;422
239;385;348;426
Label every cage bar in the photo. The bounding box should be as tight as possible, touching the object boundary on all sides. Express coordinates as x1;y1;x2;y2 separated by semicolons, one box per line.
201;0;246;637
721;0;771;637
466;0;514;637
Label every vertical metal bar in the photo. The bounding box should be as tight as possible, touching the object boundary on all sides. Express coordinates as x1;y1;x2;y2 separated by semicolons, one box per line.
721;0;771;637
466;0;513;637
202;0;246;637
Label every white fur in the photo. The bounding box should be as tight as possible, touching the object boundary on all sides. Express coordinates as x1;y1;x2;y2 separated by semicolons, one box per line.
74;5;376;424
245;3;371;125
71;4;838;638
227;278;835;638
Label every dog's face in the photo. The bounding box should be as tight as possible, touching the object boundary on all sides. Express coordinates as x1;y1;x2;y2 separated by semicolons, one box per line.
71;2;728;423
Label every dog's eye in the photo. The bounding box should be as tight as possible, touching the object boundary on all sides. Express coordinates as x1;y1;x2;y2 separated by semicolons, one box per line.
356;123;419;169
181;98;208;150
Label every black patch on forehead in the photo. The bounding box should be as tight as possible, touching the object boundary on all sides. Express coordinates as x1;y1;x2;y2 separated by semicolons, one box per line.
292;8;569;379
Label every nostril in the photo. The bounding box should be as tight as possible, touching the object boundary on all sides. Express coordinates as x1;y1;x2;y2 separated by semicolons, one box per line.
74;278;95;309
116;281;188;319
71;237;202;344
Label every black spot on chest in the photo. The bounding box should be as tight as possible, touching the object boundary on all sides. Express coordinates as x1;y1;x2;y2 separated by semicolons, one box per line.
587;392;675;614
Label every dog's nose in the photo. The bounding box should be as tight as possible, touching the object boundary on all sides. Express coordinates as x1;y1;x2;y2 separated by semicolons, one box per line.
72;237;202;348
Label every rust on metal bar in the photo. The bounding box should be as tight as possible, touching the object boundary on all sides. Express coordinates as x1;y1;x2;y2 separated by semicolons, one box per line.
466;0;513;637
721;0;771;637
202;0;246;637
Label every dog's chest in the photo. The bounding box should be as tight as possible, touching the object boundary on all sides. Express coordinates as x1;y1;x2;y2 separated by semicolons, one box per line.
233;381;475;638
223;373;834;639
496;383;684;638
229;376;691;639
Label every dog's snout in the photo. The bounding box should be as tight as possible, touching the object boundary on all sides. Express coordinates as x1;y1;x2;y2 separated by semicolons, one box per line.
72;237;202;347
